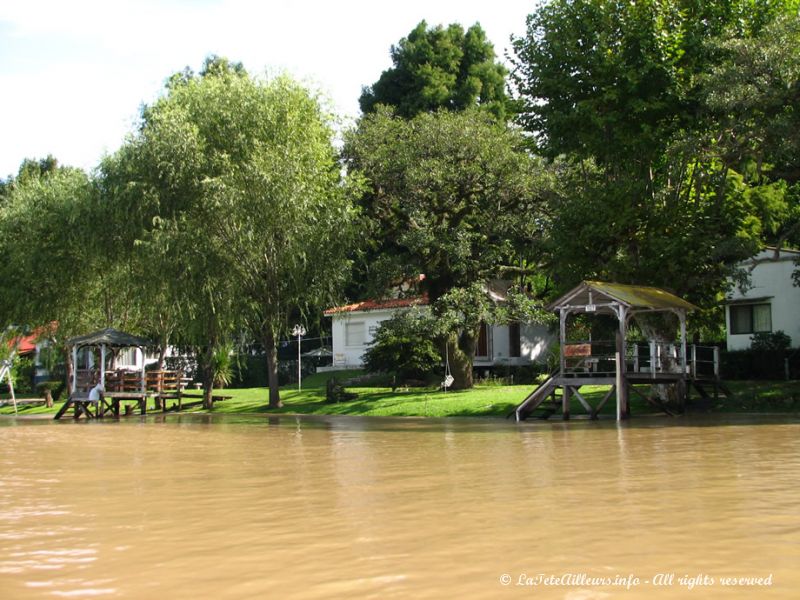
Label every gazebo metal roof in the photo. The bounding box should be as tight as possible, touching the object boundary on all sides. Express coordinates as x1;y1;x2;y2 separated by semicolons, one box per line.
67;328;152;349
548;281;698;313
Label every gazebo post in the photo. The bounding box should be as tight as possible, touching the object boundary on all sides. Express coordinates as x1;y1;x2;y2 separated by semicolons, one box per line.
100;344;107;389
678;309;688;408
615;304;628;422
139;346;146;393
559;308;570;420
71;345;78;395
559;308;567;376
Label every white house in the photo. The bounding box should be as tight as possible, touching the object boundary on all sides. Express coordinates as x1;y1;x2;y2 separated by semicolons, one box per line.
725;247;800;350
323;294;553;370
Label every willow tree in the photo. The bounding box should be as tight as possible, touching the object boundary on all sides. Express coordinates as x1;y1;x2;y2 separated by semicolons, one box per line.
0;163;118;337
344;108;547;389
104;58;358;408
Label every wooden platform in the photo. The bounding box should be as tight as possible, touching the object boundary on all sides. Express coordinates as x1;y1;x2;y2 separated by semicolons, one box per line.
513;373;724;422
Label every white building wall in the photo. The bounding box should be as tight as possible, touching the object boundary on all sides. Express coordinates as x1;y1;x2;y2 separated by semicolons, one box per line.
330;308;554;369
330;309;402;368
521;324;555;364
726;249;800;350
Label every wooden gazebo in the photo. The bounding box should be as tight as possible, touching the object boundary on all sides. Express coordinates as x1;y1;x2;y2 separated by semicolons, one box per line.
514;281;720;422
55;328;181;419
67;328;151;395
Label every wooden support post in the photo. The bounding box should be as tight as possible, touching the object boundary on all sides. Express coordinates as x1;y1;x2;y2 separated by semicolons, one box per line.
616;332;623;422
100;344;107;390
571;386;593;414
71;345;78;395
139;347;146;406
713;346;720;380
679;311;687;377
649;341;656;379
615;306;629;421
562;385;570;420
559;308;568;377
691;345;697;379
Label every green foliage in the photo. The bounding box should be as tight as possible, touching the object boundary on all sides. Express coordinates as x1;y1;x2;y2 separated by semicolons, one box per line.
511;0;800;321
363;311;441;382
102;57;359;406
750;331;792;352
345;108;545;300
36;380;66;402
212;344;234;388
360;21;512;120
344;108;550;386
0;162;112;338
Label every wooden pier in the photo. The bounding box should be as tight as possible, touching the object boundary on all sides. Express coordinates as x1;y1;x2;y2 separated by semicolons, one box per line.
513;281;725;422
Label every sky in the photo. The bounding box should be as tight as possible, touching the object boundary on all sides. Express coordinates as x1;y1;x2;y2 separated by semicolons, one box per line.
0;0;535;177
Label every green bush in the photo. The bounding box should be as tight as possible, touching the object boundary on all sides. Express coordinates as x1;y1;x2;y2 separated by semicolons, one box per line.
722;346;799;380
9;355;35;394
750;331;791;352
36;380;66;402
363;311;441;383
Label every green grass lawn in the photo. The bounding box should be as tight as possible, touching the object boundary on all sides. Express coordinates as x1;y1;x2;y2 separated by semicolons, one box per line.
2;370;800;418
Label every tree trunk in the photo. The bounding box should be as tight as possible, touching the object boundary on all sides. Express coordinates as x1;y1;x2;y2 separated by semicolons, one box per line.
446;330;477;390
157;333;168;371
199;345;215;410
263;329;282;408
65;347;73;395
636;313;681;409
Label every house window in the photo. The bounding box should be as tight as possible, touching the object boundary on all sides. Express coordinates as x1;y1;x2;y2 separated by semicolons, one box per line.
117;347;138;366
730;304;772;335
509;322;521;358
345;322;366;346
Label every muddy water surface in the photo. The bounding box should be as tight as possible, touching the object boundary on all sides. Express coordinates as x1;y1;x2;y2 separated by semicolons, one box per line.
1;414;798;599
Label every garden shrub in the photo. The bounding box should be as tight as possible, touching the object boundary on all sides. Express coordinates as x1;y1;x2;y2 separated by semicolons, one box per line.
363;311;441;384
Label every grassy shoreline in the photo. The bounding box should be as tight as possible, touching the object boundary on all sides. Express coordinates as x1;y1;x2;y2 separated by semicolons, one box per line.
3;371;800;419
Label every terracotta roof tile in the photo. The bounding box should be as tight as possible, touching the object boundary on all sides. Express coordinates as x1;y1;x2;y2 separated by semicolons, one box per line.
324;295;429;315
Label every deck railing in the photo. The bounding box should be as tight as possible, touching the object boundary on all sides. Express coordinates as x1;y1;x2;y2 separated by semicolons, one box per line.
73;368;187;393
563;342;720;379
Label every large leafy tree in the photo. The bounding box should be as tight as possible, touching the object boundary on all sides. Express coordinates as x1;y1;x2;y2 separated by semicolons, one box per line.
0;161;132;384
104;57;357;408
704;13;800;263
510;0;798;316
344;108;548;388
360;21;512;120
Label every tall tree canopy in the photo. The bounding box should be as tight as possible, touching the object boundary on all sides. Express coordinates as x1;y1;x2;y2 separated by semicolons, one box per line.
344;108;548;388
0;163;97;332
510;0;800;319
360;21;512;120
102;57;359;407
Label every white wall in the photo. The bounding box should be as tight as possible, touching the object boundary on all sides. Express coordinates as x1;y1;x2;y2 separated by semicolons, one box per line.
726;249;800;350
330;309;402;368
329;308;554;369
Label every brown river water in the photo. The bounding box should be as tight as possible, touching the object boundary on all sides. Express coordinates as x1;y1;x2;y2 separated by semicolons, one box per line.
1;414;799;599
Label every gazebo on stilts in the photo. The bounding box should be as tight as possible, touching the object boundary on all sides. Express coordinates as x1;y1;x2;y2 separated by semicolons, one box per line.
53;327;192;420
514;281;725;422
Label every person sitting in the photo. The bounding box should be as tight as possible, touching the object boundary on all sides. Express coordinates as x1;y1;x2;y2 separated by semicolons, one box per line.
88;381;104;402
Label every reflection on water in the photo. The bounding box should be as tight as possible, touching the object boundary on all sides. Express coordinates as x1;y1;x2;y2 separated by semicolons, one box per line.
1;414;799;598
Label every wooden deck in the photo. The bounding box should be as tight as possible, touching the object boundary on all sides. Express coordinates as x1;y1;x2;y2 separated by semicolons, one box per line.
54;369;188;420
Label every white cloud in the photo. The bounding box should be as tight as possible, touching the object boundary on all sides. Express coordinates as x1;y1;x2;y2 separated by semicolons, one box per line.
0;0;533;175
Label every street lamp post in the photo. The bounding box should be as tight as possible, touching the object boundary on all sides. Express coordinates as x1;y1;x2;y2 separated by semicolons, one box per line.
292;324;306;391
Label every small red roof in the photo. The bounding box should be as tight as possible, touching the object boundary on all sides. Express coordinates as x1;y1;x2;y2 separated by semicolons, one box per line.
7;323;57;355
14;335;38;354
324;295;429;316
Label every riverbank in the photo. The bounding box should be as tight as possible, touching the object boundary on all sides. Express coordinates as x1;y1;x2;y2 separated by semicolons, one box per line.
3;371;800;418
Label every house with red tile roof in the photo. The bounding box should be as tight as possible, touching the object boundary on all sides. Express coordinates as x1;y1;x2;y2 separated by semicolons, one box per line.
323;290;553;371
